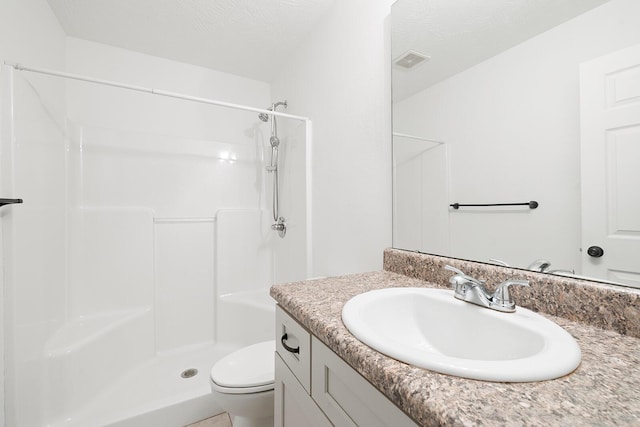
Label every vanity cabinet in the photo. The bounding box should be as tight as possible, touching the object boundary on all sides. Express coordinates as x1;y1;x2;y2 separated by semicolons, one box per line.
274;306;418;427
275;305;329;426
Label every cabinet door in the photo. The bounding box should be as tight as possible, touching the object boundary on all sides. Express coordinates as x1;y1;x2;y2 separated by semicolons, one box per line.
311;337;418;427
274;353;332;427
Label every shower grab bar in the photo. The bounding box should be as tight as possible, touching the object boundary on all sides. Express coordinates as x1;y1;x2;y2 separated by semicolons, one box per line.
0;198;23;208
450;201;539;209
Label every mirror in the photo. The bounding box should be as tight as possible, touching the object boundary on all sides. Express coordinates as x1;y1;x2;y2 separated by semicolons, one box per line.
391;0;640;288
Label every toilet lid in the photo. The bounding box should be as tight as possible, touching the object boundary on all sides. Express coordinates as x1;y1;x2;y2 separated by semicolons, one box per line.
210;340;275;390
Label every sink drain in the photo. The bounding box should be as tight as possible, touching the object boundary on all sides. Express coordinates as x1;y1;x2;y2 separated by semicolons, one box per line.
180;368;198;379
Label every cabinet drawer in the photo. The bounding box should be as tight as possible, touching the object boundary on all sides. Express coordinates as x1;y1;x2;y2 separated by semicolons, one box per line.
275;305;311;393
311;336;418;427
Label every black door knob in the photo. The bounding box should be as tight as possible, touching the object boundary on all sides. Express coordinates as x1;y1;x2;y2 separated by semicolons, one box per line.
587;246;604;258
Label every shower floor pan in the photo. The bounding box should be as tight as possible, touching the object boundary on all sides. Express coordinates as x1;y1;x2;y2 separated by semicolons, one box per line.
50;343;237;427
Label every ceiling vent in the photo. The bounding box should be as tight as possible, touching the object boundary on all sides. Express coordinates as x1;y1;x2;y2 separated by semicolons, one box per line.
393;50;430;70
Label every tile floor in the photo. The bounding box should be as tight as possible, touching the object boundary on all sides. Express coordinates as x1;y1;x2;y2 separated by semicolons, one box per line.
186;412;232;427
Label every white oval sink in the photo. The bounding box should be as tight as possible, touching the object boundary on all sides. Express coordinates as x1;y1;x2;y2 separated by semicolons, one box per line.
342;287;581;382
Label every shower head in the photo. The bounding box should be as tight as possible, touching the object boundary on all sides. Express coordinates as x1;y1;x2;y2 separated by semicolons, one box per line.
258;105;273;122
258;100;287;122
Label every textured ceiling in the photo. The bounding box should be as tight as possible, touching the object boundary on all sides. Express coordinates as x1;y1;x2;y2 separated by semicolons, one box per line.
392;0;611;101
46;0;337;82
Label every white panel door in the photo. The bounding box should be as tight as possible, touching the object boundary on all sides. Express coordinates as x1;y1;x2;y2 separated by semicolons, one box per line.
580;44;640;288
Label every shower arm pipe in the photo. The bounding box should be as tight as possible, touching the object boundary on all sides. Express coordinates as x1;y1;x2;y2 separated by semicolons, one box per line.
3;61;308;122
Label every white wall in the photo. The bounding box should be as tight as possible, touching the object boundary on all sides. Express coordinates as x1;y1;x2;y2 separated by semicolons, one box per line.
271;0;394;277
0;1;67;426
394;0;640;272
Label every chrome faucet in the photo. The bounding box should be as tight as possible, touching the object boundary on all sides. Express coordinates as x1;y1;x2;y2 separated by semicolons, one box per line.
445;265;529;313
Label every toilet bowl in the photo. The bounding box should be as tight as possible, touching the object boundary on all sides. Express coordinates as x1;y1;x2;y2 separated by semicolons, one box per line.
210;340;275;427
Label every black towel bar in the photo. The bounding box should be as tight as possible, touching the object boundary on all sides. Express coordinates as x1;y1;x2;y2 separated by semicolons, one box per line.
450;201;538;210
0;198;23;208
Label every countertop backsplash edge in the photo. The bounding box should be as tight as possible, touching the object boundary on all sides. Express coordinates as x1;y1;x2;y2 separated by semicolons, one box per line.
383;248;640;338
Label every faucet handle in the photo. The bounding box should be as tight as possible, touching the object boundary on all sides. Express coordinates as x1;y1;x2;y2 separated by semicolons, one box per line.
491;280;530;312
527;259;551;272
444;265;484;287
444;265;465;275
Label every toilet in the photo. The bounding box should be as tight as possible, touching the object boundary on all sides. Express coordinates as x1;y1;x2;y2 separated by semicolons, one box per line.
210;340;276;427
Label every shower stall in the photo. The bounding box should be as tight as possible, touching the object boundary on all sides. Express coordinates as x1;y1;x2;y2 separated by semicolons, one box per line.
0;56;311;427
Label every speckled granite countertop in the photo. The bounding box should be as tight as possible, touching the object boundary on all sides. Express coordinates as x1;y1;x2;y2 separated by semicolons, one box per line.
270;270;640;426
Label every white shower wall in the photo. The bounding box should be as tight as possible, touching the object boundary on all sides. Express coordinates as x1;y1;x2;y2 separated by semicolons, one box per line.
0;1;67;425
64;35;287;333
64;38;266;341
1;69;69;427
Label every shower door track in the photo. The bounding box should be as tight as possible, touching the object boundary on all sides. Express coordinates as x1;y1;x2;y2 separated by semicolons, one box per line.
3;61;308;122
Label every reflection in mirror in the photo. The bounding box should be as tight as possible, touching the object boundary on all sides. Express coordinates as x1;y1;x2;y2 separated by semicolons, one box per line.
393;134;448;253
391;0;640;288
